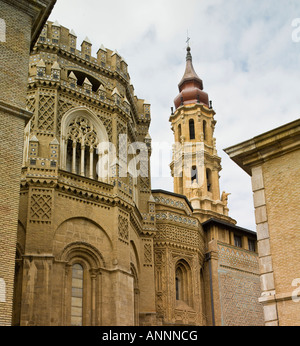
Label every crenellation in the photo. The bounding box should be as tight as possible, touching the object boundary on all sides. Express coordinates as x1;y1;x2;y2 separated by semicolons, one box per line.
36;23;129;82
30;22;150;128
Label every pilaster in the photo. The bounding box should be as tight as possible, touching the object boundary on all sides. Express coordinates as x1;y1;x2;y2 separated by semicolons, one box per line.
251;165;278;326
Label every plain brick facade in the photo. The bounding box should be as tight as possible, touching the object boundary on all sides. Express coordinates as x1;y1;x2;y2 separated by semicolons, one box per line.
225;119;300;326
0;0;55;326
0;1;32;326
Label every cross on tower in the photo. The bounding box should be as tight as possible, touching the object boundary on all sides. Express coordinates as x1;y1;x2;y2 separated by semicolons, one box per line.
186;32;190;48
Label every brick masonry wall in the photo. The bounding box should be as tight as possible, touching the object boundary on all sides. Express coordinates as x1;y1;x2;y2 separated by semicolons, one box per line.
0;111;26;325
0;2;31;108
0;1;31;325
262;150;300;325
217;243;264;326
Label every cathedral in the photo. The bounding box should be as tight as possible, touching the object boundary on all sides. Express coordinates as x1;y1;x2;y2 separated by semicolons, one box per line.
2;1;299;328
0;1;273;327
9;20;263;326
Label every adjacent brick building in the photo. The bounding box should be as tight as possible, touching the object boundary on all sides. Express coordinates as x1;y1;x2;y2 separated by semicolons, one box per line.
225;119;300;326
0;0;55;326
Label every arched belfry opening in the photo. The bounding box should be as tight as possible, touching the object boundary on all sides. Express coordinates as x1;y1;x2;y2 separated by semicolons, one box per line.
60;107;109;182
175;259;193;307
189;119;195;140
67;70;103;92
206;168;212;192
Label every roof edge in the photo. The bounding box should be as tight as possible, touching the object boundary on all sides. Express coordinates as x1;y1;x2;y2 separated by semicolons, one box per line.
202;217;256;236
151;189;194;212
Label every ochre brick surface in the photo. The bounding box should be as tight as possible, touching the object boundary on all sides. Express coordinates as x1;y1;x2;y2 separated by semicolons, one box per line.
0;0;54;325
262;150;300;325
0;2;31;108
0;2;31;326
14;21;156;326
0;110;26;325
225;119;300;326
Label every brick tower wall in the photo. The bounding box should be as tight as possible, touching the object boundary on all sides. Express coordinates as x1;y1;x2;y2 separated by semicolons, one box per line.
0;2;33;325
217;243;264;326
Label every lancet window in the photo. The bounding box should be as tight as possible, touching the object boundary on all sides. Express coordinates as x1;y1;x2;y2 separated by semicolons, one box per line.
175;268;182;300
191;165;198;184
203;120;207;141
206;168;212;192
189;119;195;140
71;263;84;326
65;115;99;179
175;260;192;306
177;124;182;143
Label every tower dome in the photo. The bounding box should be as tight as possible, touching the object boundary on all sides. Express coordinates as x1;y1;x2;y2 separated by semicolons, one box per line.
174;46;209;109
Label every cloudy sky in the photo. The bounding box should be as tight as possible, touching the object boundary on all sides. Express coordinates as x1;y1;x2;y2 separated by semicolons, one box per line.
49;0;300;230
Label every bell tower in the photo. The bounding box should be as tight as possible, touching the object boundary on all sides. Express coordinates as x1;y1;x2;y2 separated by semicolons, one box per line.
170;46;234;223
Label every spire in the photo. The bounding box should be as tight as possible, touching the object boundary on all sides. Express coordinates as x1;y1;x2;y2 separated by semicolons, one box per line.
174;45;209;109
178;46;203;91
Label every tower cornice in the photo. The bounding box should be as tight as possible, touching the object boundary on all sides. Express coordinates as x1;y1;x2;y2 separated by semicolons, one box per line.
170;103;215;122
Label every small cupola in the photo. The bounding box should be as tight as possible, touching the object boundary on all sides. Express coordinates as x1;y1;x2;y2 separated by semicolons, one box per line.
174;46;209;109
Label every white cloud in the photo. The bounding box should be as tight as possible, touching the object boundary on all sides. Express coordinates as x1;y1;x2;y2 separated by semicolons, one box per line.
49;0;300;230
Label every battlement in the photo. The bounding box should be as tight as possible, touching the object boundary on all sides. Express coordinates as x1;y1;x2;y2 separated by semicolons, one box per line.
28;21;151;123
35;21;129;78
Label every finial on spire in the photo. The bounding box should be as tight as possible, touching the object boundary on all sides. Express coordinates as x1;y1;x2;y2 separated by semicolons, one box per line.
186;30;190;48
186;46;192;61
186;31;192;60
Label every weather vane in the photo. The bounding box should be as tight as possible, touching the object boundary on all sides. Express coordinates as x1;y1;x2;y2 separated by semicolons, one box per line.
186;30;190;48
